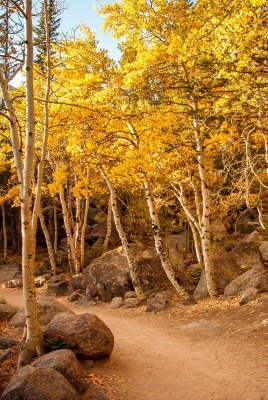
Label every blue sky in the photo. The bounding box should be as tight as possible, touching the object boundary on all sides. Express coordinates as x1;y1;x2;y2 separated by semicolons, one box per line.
60;0;121;61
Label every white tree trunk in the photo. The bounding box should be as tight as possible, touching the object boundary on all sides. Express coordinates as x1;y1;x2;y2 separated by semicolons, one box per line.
81;197;89;269
18;0;45;368
53;200;58;256
142;173;191;300
39;209;57;275
193;115;217;297
74;197;82;274
59;190;76;274
2;205;7;260
98;163;146;299
103;195;112;253
181;62;217;298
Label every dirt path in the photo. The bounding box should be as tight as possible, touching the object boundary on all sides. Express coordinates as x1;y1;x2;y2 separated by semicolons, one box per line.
1;288;268;400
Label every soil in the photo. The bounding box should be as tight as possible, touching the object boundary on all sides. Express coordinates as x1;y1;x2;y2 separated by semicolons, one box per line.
0;288;268;400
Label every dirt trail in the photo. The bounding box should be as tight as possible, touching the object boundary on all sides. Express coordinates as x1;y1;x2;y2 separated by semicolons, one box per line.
1;288;268;400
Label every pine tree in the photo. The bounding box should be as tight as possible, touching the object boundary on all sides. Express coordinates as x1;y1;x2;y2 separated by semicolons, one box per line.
34;0;61;70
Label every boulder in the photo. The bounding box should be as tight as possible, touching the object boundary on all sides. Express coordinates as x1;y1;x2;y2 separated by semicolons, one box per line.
239;288;259;305
165;234;186;272
69;244;192;302
110;297;124;309
0;264;21;284
243;231;261;244
2;279;23;288
259;241;268;267
32;349;87;394
45;281;69;297
0;303;19;322
124;291;137;299
9;298;74;327
43;313;114;360
122;298;140;308
0;338;18;349
230;242;263;270
224;266;268;297
68;290;85;302
194;248;244;299
146;293;169;313
1;365;80;400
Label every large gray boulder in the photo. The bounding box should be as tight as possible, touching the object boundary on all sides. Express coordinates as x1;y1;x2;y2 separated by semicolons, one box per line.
32;349;87;394
224;266;268;296
259;241;268;267
9;298;74;327
194;248;244;299
0;264;21;284
1;365;80;400
43;313;114;360
0;303;19;322
68;244;192;302
230;242;263;270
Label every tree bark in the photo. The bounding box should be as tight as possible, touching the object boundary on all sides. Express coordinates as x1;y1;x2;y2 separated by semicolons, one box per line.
81;197;89;269
59;190;76;274
142;173;191;300
39;209;57;275
103;195;112;253
2;205;7;260
98;163;146;299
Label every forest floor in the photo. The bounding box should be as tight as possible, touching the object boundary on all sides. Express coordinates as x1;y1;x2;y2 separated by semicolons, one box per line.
0;288;268;400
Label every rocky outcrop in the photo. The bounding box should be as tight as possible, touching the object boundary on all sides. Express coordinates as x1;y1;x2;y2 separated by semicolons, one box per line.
0;264;21;284
32;349;87;394
1;279;22;289
224;266;268;296
68;244;194;302
0;303;19;322
230;242;263;270
194;248;244;299
43;313;114;360
1;365;80;400
9;298;74;327
239;288;259;305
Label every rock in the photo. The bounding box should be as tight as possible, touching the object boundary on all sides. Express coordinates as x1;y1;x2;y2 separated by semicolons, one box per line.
124;291;137;299
43;313;114;360
1;365;80;400
32;349;88;394
211;219;227;234
261;319;268;326
231;242;263;270
68;290;85;302
0;264;21;284
9;298;74;327
0;303;19;322
194;248;244;299
82;387;110;400
35;275;48;287
0;298;7;304
0;338;18;349
259;241;268;267
123;298;140;308
243;231;261;243
70;244;193;302
45;281;69;297
110;297;124;309
224;266;268;297
146;293;169;313
2;279;23;288
165;234;186;272
239;288;259;305
80;360;95;370
0;349;11;361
